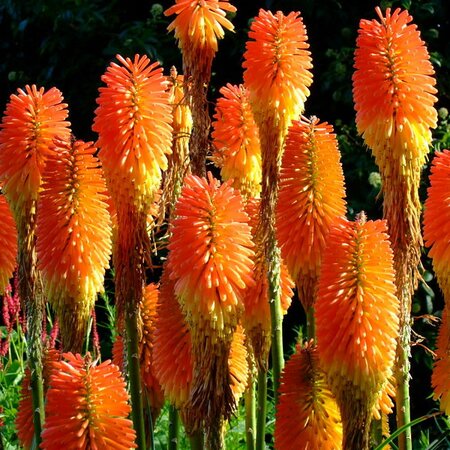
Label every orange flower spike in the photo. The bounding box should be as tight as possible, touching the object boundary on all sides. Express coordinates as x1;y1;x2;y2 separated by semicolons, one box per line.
93;54;173;212
165;0;236;66
153;269;193;409
424;150;450;297
275;341;343;450
41;353;137;450
37;139;112;351
432;309;450;415
168;70;193;137
315;216;399;448
277;117;346;310
211;83;262;198
168;173;255;337
354;7;437;178
0;194;17;294
0;85;71;215
243;9;313;136
139;283;164;418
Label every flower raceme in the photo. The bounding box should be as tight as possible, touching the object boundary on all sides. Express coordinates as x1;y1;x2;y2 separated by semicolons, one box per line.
211;83;262;198
93;54;173;213
275;341;343;450
36;139;112;351
424;150;450;298
165;0;237;67
353;7;437;179
243;9;313;136
315;216;399;448
0;85;71;217
277;117;346;311
168;173;254;338
0;194;17;294
41;353;136;450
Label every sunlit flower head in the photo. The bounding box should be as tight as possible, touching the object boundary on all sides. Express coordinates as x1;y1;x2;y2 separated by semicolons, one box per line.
275;341;343;450
211;83;261;198
37;139;112;351
139;282;164;419
316;216;399;402
168;69;193;137
93;54;173;213
165;0;236;67
243;9;313;133
243;198;294;369
0;193;17;294
353;7;437;180
277;117;346;310
0;85;70;219
424;150;450;297
41;353;136;449
432;308;450;415
153;268;193;409
167;172;254;339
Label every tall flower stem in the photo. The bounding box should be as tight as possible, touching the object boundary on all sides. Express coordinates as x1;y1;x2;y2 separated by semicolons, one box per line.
245;380;256;450
256;368;267;450
188;431;204;450
306;307;315;341
168;406;180;450
19;204;45;445
258;116;284;399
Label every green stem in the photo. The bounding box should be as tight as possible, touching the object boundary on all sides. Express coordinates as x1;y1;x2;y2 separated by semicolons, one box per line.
188;430;204;450
268;242;283;400
168;405;180;450
19;209;45;446
396;310;412;450
245;379;256;450
370;418;383;448
125;311;147;450
256;368;267;450
306;306;315;341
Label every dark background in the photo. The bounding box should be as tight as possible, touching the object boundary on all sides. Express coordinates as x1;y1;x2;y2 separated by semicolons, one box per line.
1;0;450;445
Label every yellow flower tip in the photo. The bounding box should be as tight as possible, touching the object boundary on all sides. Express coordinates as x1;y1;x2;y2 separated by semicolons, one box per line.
211;83;262;198
36;139;112;351
93;54;173;212
0;85;71;215
228;324;249;402
167;69;193;136
424;150;450;297
165;0;236;58
243;9;313;129
275;340;343;450
41;352;137;449
153;269;193;408
353;7;437;173
277;116;346;308
315;218;399;402
139;283;164;418
0;193;17;294
432;309;450;415
167;172;255;339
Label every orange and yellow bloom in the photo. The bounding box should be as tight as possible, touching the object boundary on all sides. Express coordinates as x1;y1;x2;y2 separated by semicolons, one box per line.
211;83;261;198
37;139;112;351
277;117;346;310
316;216;399;447
41;353;136;449
275;341;342;450
93;54;173;213
0;193;17;294
243;9;313;136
